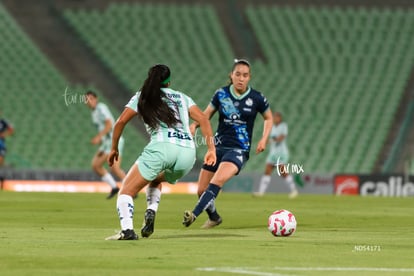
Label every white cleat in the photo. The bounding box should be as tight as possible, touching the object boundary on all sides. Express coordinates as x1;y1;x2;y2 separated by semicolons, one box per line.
289;190;298;199
201;217;223;229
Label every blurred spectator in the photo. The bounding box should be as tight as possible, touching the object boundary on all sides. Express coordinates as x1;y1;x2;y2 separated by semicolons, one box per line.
0;110;14;167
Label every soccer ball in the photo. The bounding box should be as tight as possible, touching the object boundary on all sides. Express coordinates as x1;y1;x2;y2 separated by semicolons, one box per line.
267;209;297;237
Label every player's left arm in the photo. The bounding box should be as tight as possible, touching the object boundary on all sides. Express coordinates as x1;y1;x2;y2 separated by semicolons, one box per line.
256;109;273;154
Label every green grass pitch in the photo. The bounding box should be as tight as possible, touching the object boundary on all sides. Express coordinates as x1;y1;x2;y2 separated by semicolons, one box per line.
0;191;413;275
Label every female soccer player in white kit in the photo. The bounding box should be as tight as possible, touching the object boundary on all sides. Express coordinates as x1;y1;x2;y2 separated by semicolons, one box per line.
106;64;216;240
255;112;298;198
85;91;126;199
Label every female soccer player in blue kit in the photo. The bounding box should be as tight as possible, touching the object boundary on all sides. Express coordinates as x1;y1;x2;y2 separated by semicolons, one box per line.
183;59;273;228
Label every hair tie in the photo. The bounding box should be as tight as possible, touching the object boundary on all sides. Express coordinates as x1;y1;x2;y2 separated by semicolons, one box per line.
161;76;171;85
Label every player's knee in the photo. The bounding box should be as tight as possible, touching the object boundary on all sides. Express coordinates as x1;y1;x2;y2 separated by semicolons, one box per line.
91;162;101;172
110;163;119;172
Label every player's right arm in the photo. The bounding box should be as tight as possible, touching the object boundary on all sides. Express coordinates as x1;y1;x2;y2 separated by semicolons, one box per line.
273;124;287;142
91;119;112;145
108;107;137;166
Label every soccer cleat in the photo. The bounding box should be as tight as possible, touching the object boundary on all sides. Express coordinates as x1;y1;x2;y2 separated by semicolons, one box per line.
106;187;120;199
141;209;156;238
289;189;298;199
105;229;138;240
252;192;264;197
201;217;222;229
182;210;196;227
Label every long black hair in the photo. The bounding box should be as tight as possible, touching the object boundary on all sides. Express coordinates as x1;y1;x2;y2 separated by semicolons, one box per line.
138;64;180;130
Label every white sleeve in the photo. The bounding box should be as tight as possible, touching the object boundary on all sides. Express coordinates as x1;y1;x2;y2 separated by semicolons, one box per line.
125;92;140;113
281;123;288;136
185;94;196;108
98;103;113;121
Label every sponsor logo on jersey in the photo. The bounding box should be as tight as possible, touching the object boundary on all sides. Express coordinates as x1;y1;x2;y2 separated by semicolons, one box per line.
168;131;192;140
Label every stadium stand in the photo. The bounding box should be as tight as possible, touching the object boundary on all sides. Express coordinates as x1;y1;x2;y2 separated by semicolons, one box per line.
63;3;234;97
62;3;414;173
245;6;414;173
0;3;146;171
2;1;414;175
62;3;236;165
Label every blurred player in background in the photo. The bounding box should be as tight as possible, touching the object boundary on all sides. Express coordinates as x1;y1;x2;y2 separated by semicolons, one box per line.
254;111;298;198
183;59;273;228
106;64;216;240
0;110;14;167
85;91;126;199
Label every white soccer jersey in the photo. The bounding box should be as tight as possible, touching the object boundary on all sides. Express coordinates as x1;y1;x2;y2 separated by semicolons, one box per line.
91;102;114;133
91;102;125;154
126;88;196;148
269;122;288;154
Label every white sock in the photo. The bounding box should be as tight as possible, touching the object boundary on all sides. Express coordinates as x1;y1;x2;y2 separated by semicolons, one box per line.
146;187;162;212
117;194;134;230
285;175;297;192
102;173;117;189
258;175;271;194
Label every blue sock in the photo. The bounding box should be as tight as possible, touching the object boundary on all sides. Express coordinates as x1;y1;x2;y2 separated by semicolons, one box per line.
193;184;221;217
198;193;220;220
206;201;221;221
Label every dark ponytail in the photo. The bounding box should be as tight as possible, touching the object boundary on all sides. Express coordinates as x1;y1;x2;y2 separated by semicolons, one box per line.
138;64;180;130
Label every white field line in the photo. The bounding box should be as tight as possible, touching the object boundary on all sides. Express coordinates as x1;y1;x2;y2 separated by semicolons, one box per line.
272;267;414;272
197;267;291;276
197;266;414;275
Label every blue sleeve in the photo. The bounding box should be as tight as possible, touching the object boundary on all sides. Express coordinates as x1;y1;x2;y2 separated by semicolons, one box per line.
0;119;9;130
210;89;220;110
257;92;270;114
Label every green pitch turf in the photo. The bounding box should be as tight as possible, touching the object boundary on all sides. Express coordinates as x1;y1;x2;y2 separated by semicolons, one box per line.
0;191;413;275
